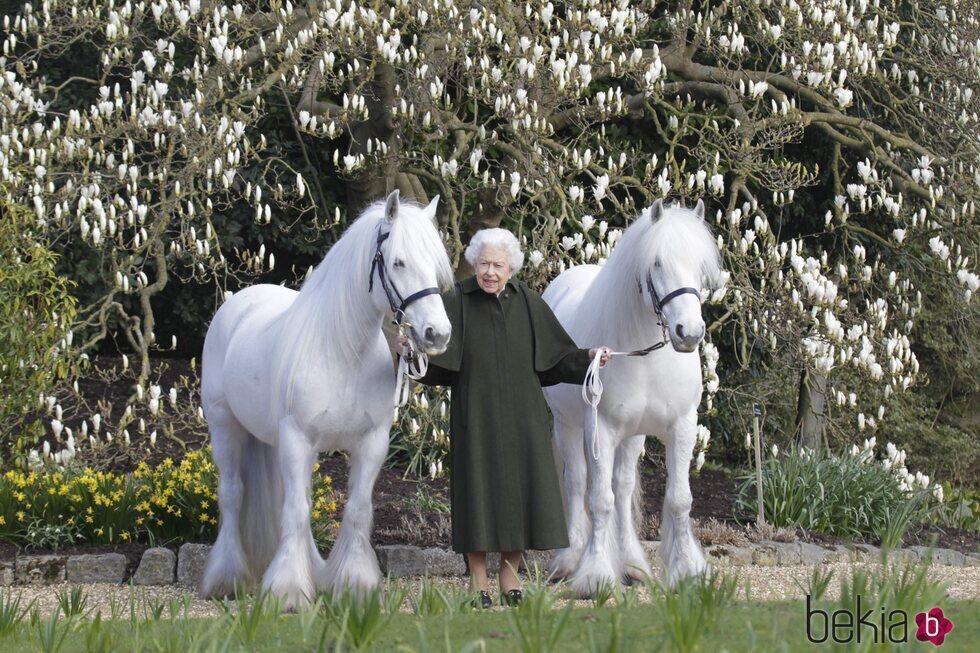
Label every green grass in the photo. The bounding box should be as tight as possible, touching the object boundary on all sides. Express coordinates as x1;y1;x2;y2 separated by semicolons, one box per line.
0;567;976;652
0;600;975;652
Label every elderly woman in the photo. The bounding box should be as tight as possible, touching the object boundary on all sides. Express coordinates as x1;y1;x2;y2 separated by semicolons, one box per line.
403;228;610;608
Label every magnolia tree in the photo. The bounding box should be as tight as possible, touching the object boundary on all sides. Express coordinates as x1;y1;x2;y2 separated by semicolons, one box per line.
1;0;978;463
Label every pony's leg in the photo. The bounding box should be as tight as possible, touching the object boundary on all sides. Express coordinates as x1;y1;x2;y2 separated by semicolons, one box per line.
568;410;620;598
200;404;251;598
660;412;709;587
613;435;652;583
318;424;386;596
548;416;589;580
261;417;317;611
307;532;328;587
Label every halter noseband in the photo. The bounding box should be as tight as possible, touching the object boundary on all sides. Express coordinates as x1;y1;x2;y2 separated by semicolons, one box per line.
625;272;700;355
369;227;441;324
643;272;700;313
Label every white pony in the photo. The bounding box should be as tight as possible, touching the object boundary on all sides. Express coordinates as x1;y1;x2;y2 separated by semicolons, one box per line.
542;199;722;597
199;190;453;609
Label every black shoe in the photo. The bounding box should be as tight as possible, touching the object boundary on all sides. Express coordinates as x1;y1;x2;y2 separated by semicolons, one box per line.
502;589;523;607
471;590;492;609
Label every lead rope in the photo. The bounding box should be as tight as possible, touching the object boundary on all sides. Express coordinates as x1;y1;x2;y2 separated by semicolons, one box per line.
582;354;609;461
582;321;670;460
394;322;429;408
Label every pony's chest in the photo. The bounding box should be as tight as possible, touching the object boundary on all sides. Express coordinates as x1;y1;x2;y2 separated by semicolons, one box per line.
607;359;702;428
307;403;382;443
295;360;393;439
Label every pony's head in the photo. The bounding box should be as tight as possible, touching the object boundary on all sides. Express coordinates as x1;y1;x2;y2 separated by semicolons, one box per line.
638;199;722;352
370;190;453;354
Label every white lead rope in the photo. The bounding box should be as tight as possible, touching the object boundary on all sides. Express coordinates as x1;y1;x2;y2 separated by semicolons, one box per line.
582;354;606;461
582;339;669;460
395;336;429;408
583;350;629;461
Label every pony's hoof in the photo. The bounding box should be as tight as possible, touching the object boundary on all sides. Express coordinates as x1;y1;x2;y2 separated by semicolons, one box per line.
199;574;250;601
547;549;582;582
265;586;314;613
663;562;712;589
622;560;653;584
568;571;619;599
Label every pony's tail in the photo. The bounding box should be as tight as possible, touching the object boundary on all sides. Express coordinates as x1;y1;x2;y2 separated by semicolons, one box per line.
239;435;283;576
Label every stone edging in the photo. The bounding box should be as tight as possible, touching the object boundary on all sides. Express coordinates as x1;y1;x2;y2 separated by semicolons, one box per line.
1;541;977;587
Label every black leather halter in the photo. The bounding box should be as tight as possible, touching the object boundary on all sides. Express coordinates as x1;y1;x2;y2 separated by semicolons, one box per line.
644;271;700;312
626;272;701;356
369;227;441;324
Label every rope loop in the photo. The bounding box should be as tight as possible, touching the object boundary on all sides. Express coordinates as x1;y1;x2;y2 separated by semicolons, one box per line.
394;324;429;408
580;338;669;460
582;355;606;460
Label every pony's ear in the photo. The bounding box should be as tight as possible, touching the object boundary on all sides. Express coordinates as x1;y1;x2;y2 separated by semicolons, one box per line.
649;199;664;223
424;194;440;226
383;189;400;223
694;198;706;221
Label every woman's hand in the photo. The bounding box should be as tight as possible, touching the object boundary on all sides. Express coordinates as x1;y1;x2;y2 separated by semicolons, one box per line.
395;334;409;356
589;346;613;368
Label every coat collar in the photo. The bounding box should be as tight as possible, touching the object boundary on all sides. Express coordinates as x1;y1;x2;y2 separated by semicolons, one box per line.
461;275;519;295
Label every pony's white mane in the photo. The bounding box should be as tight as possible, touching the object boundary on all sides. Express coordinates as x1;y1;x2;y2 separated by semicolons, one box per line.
578;203;722;347
270;200;453;414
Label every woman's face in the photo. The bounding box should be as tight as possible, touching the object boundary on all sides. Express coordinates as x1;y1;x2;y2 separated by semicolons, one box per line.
475;245;513;295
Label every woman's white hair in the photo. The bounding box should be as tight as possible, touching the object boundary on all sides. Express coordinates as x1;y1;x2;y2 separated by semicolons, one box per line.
464;228;524;273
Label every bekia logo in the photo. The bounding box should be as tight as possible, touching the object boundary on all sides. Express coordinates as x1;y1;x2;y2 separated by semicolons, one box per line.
806;595;954;646
916;607;954;646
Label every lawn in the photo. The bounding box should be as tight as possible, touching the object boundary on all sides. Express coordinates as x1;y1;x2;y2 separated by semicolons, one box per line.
0;567;975;652
1;599;977;652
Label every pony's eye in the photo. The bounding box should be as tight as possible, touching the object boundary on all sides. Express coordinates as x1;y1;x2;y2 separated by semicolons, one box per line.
653;260;662;268
393;259;406;269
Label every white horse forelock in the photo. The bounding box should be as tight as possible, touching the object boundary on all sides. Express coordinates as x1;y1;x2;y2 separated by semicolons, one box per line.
270;200;454;416
578;203;722;347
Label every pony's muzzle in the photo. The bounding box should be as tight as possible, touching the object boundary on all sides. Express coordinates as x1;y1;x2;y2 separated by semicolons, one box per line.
419;325;451;354
672;321;705;352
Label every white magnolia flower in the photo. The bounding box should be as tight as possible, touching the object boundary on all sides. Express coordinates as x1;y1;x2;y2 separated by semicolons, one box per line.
709;173;725;194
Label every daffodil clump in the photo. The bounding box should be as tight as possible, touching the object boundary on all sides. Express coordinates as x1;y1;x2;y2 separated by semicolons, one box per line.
0;448;337;549
131;450;218;544
0;467;140;547
311;461;341;548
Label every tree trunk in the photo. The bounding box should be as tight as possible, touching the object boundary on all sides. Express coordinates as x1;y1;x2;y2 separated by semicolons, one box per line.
796;369;828;450
344;63;409;212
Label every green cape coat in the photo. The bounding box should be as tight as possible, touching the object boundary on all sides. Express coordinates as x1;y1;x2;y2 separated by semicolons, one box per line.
420;275;591;553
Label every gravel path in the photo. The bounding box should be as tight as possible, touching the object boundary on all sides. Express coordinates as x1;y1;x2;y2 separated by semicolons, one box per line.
7;563;980;619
